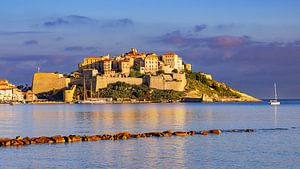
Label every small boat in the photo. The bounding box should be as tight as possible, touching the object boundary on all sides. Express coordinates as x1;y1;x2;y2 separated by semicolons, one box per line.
269;83;280;105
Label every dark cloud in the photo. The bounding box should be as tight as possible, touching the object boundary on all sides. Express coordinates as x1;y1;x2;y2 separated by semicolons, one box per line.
194;24;207;32
44;18;69;27
55;37;64;41
64;46;97;51
23;40;39;45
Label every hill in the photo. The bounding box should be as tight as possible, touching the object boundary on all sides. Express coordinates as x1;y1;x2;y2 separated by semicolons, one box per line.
185;71;260;102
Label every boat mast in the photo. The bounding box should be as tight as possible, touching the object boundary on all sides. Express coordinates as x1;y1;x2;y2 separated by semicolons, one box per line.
90;79;93;98
83;76;86;101
274;83;278;100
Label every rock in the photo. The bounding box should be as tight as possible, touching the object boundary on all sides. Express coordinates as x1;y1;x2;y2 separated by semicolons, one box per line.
34;136;54;144
51;135;65;143
68;135;82;142
87;135;101;141
245;129;255;132
199;131;208;135
11;139;25;146
23;137;31;144
16;136;22;140
188;131;196;135
0;138;11;146
114;132;132;140
81;136;89;141
174;132;189;137
162;130;174;136
144;132;163;137
101;135;114;140
209;130;222;135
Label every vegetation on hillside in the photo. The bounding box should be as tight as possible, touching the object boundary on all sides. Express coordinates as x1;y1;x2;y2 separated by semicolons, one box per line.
94;82;184;101
185;71;241;98
36;89;64;101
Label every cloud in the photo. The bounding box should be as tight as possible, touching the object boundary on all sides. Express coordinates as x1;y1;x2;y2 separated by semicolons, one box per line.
105;18;134;27
0;31;50;35
0;54;84;84
156;30;251;48
43;18;69;27
155;28;300;98
42;15;134;28
55;37;64;41
23;40;39;45
64;46;97;51
194;24;207;32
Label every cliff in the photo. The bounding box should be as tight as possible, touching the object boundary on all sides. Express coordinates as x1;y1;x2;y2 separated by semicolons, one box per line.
184;72;260;102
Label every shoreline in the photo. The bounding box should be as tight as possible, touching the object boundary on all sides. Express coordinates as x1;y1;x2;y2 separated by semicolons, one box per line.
1;100;263;105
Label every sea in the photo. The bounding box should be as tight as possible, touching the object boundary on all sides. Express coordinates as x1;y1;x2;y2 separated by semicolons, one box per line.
0;100;299;169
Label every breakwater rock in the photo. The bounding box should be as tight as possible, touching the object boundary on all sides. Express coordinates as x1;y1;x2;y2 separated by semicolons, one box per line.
0;129;256;147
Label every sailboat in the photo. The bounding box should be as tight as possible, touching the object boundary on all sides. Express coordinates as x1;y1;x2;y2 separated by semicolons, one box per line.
78;77;111;104
269;83;280;105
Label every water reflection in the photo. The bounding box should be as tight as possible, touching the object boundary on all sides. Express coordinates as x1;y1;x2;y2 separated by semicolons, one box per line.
274;105;278;126
0;103;299;137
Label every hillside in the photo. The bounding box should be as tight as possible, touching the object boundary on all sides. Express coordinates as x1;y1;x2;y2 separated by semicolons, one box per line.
185;71;260;102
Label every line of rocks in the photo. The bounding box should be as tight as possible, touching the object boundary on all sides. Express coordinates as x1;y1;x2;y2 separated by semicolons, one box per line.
0;129;255;147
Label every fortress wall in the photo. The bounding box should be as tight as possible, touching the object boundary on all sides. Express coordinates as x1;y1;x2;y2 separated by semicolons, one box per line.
96;76;143;89
32;72;70;94
149;75;186;91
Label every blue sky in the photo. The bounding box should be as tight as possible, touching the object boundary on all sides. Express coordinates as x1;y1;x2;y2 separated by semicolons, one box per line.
0;0;300;98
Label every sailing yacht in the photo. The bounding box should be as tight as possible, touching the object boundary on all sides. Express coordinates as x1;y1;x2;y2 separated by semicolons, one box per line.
269;83;280;105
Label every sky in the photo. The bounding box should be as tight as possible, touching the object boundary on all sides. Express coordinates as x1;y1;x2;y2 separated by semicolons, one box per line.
0;0;300;98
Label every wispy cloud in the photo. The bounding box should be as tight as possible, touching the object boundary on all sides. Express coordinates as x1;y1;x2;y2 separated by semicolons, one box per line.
0;31;50;36
42;15;134;28
23;40;39;45
64;46;97;51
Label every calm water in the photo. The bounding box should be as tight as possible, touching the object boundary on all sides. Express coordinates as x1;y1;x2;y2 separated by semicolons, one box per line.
0;101;300;169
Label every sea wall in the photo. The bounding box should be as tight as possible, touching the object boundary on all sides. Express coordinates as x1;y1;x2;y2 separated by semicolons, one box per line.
32;72;70;94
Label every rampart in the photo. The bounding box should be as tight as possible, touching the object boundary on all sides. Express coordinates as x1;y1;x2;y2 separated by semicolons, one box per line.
96;76;143;89
32;72;70;94
147;73;186;91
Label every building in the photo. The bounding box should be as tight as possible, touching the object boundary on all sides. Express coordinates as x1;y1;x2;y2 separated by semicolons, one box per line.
184;64;192;71
144;54;159;74
0;79;24;102
161;52;184;71
78;55;109;72
119;60;131;77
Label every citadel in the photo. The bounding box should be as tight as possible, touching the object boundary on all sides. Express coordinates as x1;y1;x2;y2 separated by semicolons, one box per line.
32;48;193;102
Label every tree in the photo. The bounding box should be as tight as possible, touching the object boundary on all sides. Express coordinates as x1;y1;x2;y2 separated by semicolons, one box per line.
156;70;165;75
172;69;178;73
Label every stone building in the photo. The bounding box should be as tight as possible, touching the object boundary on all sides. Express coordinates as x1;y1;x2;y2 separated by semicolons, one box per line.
144;54;159;74
119;60;131;77
162;52;184;72
78;55;109;72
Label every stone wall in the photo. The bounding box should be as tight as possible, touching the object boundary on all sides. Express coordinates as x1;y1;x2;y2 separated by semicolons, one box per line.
32;72;70;94
96;76;143;89
148;73;186;91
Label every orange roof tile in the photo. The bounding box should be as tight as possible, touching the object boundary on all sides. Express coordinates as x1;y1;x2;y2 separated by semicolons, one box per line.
162;52;176;56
